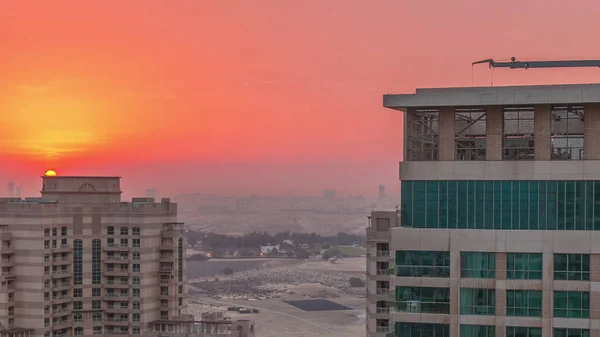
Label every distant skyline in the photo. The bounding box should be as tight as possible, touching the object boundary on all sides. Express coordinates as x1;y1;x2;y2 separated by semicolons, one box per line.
2;0;600;196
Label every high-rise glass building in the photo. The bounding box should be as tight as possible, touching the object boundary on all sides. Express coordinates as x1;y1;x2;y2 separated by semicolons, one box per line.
366;84;600;337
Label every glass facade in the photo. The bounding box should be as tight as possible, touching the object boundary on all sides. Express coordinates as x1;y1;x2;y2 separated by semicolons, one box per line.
506;290;542;317
92;239;101;285
554;329;589;337
507;253;542;280
395;251;450;278
401;180;600;230
553;291;590;318
460;325;495;337
396;287;450;314
461;252;495;279
554;254;590;281
396;323;449;337
73;240;83;285
506;327;542;337
460;289;495;315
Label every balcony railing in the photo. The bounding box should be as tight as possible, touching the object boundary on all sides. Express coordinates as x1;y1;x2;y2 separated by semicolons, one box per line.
376;326;389;333
376;307;390;314
397;301;450;314
376;250;389;257
376;288;389;295
376;269;388;276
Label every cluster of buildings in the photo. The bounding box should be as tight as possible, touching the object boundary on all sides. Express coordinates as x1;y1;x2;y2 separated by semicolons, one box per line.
0;174;254;337
367;83;600;337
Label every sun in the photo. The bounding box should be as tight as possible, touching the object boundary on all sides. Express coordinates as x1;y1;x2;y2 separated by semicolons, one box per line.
44;170;57;177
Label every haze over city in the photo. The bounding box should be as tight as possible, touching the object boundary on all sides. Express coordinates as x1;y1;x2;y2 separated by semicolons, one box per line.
2;0;600;197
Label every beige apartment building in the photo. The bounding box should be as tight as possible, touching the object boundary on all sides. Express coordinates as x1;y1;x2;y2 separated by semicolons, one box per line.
367;83;600;337
0;175;188;337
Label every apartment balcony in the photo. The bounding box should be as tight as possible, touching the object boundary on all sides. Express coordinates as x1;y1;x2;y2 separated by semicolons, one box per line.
376;269;389;276
52;307;72;316
51;270;71;278
376;307;390;314
106;280;130;288
105;306;130;314
0;284;15;292
104;244;130;252
52;296;72;304
0;246;14;255
160;278;172;284
52;283;71;292
51;244;71;253
103;269;130;277
0;259;14;267
376;288;389;295
53;258;71;265
104;256;130;262
159;243;175;251
161;229;176;238
0;271;15;280
158;267;174;274
104;318;130;326
103;293;130;301
159;256;175;263
376;250;390;257
104;331;130;336
375;326;390;333
0;230;12;242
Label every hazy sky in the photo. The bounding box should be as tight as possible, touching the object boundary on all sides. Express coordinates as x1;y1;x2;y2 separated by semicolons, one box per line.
1;0;600;197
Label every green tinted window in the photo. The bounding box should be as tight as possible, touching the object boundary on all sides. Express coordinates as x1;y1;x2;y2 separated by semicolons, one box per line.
401;180;598;230
554;254;590;281
460;325;495;337
507;327;542;337
506;290;542;317
507;253;542;279
396;287;450;314
553;291;590;318
461;252;495;279
460;289;495;315
396;323;449;337
554;329;589;337
396;251;450;278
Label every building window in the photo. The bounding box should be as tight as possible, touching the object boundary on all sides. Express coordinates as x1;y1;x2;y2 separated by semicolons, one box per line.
506;290;542;317
73;301;83;310
503;106;534;160
133;302;140;310
455;108;486;160
44;228;50;237
460;325;495;337
133;264;140;273
133;327;140;335
133;313;140;322
133;288;140;297
92;239;102;284
551;105;584;160
73;289;82;297
461;252;495;278
554;254;590;280
107;226;114;235
52;228;57;236
396;323;449;337
92;288;101;297
401;180;598;230
507;253;542;279
133;227;140;236
406;108;439;161
554;291;590;318
73;240;83;285
133;276;140;285
93;327;102;335
74;327;83;336
92;300;101;310
178;285;183;294
178;238;184;282
507;327;541;337
133;252;140;260
133;239;140;248
395;251;450;278
396;287;450;314
92;312;102;322
74;313;82;322
44;292;50;301
554;329;589;337
60;227;67;236
120;227;128;236
460;289;495;315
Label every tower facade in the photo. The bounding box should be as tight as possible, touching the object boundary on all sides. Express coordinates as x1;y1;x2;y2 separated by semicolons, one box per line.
0;175;187;337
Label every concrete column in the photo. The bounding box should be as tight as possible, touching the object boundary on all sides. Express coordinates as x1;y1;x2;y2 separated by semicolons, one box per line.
534;105;551;161
542;252;554;337
439;107;455;161
584;103;600;160
486;106;502;161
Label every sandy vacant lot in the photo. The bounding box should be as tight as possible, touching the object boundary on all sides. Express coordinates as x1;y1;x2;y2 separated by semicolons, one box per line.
189;257;366;337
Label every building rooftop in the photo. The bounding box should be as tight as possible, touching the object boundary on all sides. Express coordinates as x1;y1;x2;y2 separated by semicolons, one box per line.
383;83;600;109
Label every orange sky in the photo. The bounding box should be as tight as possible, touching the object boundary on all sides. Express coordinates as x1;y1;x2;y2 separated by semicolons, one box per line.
2;0;600;197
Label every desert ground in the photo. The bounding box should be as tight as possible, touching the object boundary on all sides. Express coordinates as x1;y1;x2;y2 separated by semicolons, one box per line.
188;257;366;337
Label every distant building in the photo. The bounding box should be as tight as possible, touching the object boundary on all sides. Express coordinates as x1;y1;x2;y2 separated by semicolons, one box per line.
378;185;385;198
7;182;13;197
145;188;157;198
323;190;336;199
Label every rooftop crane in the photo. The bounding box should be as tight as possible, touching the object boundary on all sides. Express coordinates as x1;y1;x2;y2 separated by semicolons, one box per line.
472;56;600;70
